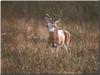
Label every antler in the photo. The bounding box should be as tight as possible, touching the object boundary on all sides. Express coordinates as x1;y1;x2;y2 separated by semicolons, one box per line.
53;10;62;23
53;10;62;19
53;10;62;21
45;9;53;24
45;9;52;19
44;9;63;24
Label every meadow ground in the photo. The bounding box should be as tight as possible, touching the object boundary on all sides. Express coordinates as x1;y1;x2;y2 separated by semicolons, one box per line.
1;16;99;74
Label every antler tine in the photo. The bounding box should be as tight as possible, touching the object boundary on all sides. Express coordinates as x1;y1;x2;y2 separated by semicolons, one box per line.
53;10;62;22
52;10;62;24
45;9;51;19
45;9;53;24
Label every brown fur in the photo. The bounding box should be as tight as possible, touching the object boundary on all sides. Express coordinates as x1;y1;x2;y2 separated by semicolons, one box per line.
46;20;71;48
48;26;71;48
48;26;59;47
64;30;71;48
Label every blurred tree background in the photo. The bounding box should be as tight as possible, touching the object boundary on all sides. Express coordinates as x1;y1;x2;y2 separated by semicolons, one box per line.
1;1;98;22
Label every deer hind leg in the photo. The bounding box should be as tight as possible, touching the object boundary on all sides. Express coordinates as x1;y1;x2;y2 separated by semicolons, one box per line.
64;44;68;53
66;36;71;49
64;37;71;53
64;32;70;53
64;31;71;48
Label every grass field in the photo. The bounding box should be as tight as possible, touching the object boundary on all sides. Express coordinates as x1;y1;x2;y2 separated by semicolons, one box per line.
1;1;99;74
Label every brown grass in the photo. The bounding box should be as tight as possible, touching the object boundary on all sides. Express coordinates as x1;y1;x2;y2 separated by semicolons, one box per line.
1;17;99;74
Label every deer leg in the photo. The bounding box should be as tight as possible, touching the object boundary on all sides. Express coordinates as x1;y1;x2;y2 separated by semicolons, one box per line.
48;37;51;44
51;48;55;53
56;46;59;57
64;44;68;53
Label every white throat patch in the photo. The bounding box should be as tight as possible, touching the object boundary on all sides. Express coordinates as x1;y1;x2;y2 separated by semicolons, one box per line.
49;27;55;32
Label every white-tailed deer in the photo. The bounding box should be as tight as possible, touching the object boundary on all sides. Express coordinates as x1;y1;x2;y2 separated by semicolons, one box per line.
45;12;71;55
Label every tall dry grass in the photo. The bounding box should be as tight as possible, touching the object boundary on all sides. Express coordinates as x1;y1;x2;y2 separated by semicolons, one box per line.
1;1;99;74
1;16;99;74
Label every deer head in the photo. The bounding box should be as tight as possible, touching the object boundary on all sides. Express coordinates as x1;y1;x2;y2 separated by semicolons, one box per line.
45;9;62;30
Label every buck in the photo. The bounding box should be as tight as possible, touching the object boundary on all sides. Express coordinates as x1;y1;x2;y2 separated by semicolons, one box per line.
45;13;71;55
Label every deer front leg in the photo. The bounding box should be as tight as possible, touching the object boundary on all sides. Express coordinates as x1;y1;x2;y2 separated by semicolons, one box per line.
56;47;59;57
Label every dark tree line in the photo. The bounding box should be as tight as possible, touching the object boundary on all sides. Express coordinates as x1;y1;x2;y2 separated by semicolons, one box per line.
1;1;99;22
